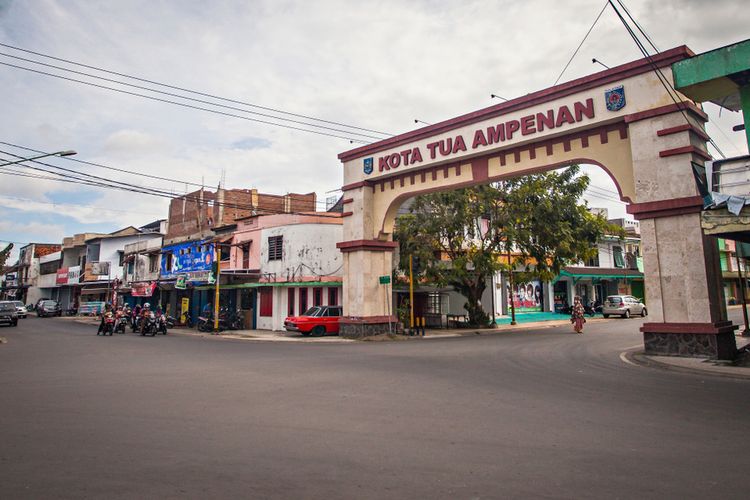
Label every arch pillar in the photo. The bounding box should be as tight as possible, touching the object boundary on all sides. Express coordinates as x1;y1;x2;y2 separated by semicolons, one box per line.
627;105;736;359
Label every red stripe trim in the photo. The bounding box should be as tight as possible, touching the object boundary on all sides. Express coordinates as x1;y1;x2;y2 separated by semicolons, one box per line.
337;240;398;252
627;196;703;220
656;123;711;141
342;198;354;205
339;46;694;162
342;181;373;191
341;212;353;217
623;101;708;124
659;145;711;161
641;321;737;335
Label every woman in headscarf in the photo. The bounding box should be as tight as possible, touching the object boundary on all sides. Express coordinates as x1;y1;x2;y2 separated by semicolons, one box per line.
571;296;586;334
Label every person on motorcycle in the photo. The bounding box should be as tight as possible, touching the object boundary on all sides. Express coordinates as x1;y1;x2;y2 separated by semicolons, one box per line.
97;303;112;334
139;303;151;334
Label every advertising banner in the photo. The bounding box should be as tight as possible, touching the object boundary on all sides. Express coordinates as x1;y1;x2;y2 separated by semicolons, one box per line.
90;262;111;276
132;282;157;297
180;297;190;324
56;268;69;285
507;280;543;313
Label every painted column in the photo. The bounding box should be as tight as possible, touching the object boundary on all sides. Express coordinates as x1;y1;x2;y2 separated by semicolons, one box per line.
627;105;736;359
337;184;399;338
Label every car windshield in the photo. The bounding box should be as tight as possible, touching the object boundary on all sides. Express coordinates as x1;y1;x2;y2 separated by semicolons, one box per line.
0;303;14;311
607;296;623;304
13;301;24;307
302;307;323;317
42;301;57;307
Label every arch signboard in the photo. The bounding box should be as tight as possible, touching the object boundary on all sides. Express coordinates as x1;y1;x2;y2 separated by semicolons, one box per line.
337;46;735;359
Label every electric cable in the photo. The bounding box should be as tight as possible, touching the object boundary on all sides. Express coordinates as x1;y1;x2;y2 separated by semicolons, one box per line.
0;51;384;141
0;41;392;137
0;61;371;144
553;0;610;85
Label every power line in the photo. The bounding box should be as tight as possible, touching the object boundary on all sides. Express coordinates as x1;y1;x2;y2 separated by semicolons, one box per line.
553;0;610;85
0;194;164;216
607;0;726;159
0;61;371;144
0;153;344;219
0;51;385;141
1;142;330;208
615;0;659;53
0;41;392;137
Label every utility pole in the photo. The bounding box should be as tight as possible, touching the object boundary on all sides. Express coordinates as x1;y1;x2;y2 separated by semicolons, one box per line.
213;244;221;333
735;242;750;336
409;254;415;332
507;249;517;325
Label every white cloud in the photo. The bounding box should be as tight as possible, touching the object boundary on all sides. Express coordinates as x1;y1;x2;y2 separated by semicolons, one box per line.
0;0;746;246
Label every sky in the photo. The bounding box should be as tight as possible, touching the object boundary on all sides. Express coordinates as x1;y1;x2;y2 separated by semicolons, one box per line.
0;0;748;262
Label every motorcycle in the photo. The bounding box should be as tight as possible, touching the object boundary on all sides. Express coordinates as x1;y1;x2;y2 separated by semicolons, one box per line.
225;308;244;330
139;311;158;336
98;311;115;336
165;315;177;329
197;314;224;333
114;311;127;334
155;311;168;335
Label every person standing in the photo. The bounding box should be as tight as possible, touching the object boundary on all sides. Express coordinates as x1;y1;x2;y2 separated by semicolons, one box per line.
571;296;586;334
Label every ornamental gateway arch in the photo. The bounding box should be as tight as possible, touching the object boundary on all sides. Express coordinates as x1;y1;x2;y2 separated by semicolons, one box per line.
336;46;734;359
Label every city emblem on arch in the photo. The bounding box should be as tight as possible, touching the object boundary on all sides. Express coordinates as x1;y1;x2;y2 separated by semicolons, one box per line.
363;157;374;175
605;85;626;111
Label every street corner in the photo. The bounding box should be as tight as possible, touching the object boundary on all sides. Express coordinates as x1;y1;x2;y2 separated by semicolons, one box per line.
622;347;750;381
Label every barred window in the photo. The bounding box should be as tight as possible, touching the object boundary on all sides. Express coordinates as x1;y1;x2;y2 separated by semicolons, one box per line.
268;236;283;261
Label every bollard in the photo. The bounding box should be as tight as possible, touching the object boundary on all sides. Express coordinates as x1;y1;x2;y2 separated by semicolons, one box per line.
420;317;426;336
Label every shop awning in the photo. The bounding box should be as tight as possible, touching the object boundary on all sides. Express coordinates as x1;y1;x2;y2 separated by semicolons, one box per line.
80;287;110;295
556;267;644;281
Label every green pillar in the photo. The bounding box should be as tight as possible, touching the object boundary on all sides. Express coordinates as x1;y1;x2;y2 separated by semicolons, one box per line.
741;84;750;153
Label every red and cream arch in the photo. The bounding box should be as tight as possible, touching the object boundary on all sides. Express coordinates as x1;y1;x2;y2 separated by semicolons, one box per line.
337;46;734;359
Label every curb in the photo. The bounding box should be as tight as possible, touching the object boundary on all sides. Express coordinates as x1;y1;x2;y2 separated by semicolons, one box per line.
624;349;750;381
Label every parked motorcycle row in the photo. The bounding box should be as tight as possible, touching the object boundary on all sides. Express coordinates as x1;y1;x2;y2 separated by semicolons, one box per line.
96;304;243;336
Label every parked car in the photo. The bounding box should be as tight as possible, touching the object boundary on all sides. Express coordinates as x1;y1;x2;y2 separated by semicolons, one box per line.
284;305;342;337
11;301;28;318
602;295;647;318
34;298;49;312
37;300;62;317
0;301;19;327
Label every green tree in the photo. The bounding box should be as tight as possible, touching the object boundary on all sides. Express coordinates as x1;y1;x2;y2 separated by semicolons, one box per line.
394;165;621;326
0;243;13;276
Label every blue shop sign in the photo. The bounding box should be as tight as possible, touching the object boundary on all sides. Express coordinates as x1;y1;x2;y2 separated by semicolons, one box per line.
161;240;214;279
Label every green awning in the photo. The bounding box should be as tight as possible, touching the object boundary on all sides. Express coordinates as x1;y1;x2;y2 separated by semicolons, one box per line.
557;269;644;280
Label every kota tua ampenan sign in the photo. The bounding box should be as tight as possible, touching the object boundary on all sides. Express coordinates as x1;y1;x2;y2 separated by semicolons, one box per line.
372;98;595;173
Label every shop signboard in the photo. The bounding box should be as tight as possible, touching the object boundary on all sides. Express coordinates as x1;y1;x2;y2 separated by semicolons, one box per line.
56;266;81;285
90;262;111;276
508;280;543;312
160;240;214;280
175;274;187;290
132;282;156;297
180;297;190;324
56;268;69;285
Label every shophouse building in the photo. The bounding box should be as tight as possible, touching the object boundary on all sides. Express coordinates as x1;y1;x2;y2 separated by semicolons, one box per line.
159;187;318;324
202;211;343;331
120;220;167;307
15;243;62;305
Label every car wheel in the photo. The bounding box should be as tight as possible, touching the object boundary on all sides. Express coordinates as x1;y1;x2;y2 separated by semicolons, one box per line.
312;326;325;337
641;308;647;317
603;314;609;318
624;310;630;319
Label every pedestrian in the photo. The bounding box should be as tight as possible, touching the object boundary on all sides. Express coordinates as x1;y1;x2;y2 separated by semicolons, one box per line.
571;296;586;334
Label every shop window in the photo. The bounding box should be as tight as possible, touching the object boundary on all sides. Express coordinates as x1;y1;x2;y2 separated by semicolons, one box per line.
242;243;251;269
259;287;273;317
313;287;322;306
288;288;295;316
327;287;338;306
613;246;625;268
299;288;308;313
149;254;158;273
427;292;441;314
127;261;134;276
220;245;230;261
268;235;283;261
118;251;125;266
586;253;600;267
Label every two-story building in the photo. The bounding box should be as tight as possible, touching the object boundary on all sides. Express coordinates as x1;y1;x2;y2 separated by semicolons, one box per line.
16;242;62;305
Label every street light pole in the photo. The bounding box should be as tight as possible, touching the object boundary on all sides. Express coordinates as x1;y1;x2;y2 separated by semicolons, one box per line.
0;150;77;167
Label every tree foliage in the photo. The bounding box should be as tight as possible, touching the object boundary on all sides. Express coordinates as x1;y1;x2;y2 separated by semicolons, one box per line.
394;165;622;326
0;243;13;276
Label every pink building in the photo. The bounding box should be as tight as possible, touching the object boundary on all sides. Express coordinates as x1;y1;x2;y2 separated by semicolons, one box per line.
209;212;343;331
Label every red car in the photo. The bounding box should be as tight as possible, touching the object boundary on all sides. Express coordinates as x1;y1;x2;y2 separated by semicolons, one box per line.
284;306;342;337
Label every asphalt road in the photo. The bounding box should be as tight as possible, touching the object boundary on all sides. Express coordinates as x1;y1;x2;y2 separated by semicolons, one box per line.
1;314;749;499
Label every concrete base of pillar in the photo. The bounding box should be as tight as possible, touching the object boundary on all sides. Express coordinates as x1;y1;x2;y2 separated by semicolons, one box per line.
339;316;403;339
642;321;738;360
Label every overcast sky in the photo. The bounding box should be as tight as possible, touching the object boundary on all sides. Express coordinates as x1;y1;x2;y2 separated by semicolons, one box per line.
0;0;748;261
